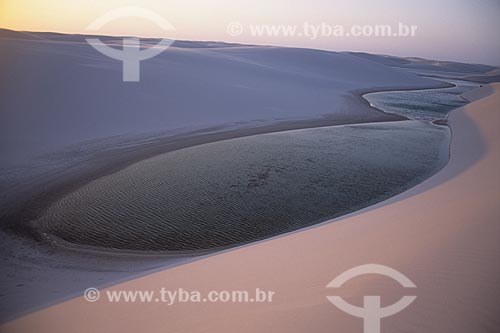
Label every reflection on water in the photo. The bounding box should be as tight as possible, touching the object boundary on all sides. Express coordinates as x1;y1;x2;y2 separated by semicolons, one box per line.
37;121;449;251
364;78;480;121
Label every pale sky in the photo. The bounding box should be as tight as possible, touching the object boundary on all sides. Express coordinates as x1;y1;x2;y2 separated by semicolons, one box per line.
1;0;499;65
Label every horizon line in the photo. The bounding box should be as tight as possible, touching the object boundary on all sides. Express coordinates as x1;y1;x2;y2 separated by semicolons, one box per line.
1;26;498;68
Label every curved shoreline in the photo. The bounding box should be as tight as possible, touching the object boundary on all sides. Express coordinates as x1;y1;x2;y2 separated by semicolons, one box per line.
1;115;399;234
357;80;455;105
0;86;411;235
0;79;467;323
4;83;498;332
35;120;450;257
2;79;454;254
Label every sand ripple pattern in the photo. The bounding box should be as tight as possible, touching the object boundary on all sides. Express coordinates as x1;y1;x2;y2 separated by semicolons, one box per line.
37;122;449;252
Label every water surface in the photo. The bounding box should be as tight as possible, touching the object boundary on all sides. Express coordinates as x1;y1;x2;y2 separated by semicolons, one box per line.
37;121;449;251
364;78;479;121
36;78;479;252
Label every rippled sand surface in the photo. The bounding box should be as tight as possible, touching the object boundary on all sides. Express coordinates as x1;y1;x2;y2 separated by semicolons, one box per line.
36;121;449;252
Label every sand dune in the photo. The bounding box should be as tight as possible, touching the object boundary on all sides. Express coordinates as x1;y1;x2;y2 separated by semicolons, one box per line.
0;28;440;167
345;51;497;74
463;69;500;83
3;83;499;332
1;28;446;226
2;29;471;321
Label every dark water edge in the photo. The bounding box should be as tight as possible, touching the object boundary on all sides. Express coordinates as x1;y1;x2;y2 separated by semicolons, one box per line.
35;121;450;252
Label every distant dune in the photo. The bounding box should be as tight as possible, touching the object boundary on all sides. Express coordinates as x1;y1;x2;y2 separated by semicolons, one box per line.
2;27;499;331
1;28;445;167
463;69;500;83
345;51;497;74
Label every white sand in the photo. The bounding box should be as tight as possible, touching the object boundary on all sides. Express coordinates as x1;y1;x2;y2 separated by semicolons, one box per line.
0;28;437;168
3;84;499;332
1;29;464;321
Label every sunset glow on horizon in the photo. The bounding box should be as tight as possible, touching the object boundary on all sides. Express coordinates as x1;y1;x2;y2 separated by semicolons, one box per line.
1;0;499;65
